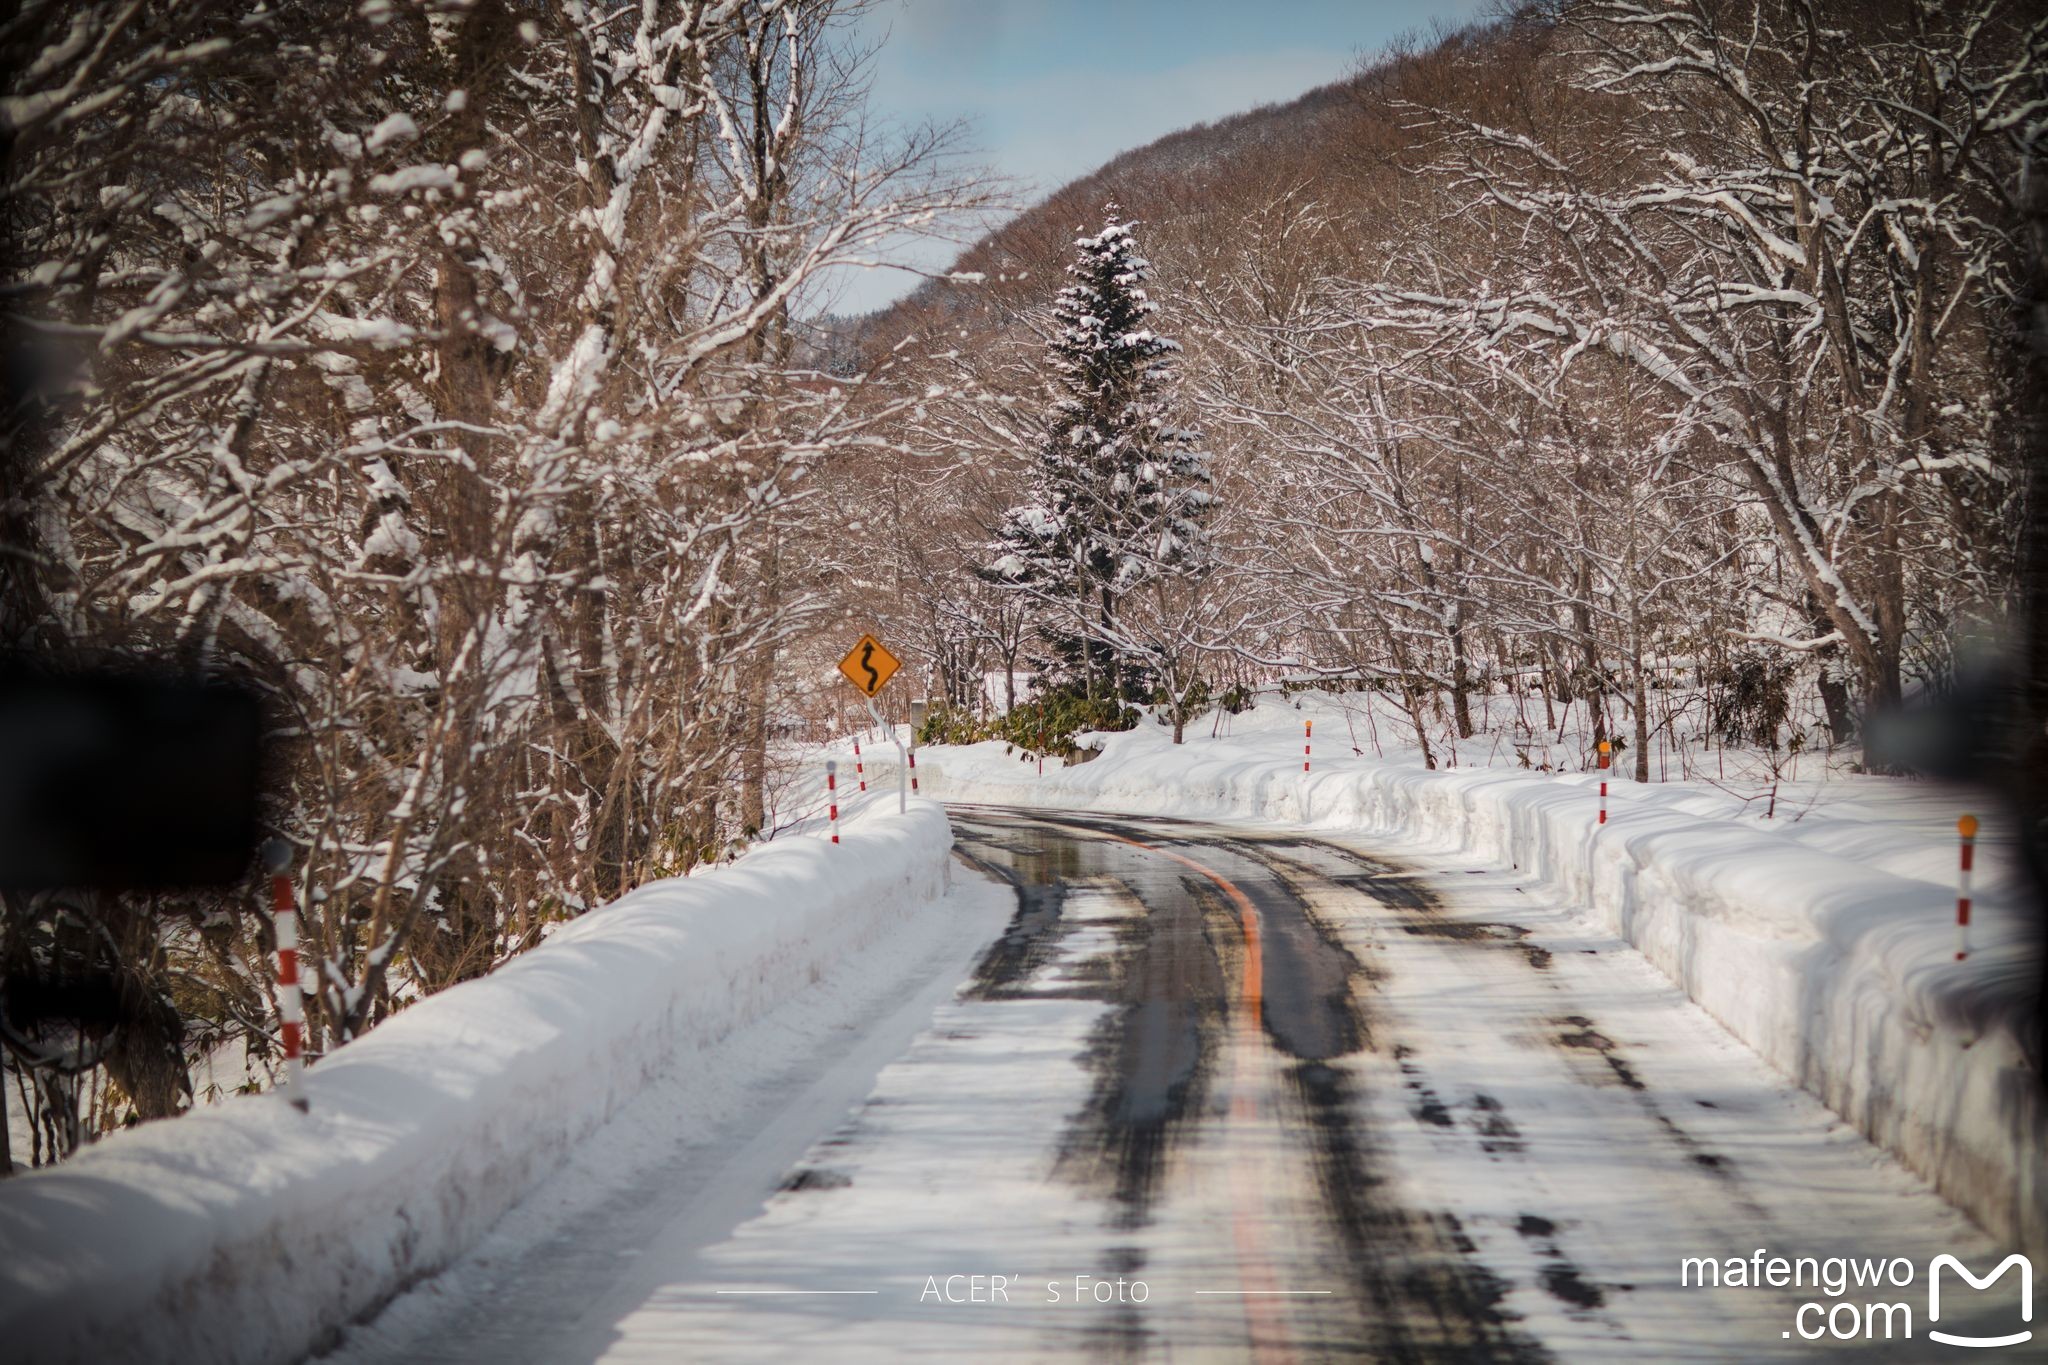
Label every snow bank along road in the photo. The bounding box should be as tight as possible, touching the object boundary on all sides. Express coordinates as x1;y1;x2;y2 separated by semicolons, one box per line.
344;805;2021;1363
0;797;956;1365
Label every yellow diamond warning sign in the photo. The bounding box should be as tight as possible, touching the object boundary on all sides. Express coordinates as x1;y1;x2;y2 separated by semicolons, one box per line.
838;634;901;697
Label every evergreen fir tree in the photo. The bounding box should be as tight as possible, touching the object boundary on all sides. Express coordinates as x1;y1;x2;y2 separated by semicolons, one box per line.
987;208;1213;702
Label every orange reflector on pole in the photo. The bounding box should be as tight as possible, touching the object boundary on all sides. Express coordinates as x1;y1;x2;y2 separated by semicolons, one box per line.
1597;740;1611;826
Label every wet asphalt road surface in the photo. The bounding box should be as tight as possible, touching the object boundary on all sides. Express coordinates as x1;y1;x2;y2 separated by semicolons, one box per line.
341;804;2021;1364
947;807;1543;1362
916;807;2013;1362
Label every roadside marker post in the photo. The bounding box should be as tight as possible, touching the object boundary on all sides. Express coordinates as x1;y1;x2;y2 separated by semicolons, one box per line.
1597;740;1611;826
853;738;866;792
1956;814;1978;961
1304;719;1312;774
826;761;840;845
261;839;309;1112
908;698;923;796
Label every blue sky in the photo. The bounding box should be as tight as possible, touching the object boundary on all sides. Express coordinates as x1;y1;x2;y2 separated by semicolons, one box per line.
827;0;1494;314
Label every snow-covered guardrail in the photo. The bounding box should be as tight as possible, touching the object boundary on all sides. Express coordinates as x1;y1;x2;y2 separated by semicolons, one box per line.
0;798;953;1365
915;731;2044;1255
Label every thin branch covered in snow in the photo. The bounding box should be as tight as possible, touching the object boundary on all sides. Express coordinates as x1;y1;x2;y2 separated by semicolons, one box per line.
0;0;996;1155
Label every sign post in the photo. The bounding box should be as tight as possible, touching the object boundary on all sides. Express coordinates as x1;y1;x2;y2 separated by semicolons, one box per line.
863;697;909;813
839;634;908;814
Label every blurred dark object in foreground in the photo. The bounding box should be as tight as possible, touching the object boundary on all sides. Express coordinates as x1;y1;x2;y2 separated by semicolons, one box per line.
1872;140;2048;1072
2018;135;2048;1070
0;670;263;889
1872;139;2048;1071
1865;651;2021;784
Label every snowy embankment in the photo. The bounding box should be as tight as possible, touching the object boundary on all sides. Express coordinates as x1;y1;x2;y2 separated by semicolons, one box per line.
876;701;2043;1254
0;797;953;1365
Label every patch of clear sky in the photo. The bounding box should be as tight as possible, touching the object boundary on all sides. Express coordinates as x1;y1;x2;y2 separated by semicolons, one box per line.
826;0;1495;314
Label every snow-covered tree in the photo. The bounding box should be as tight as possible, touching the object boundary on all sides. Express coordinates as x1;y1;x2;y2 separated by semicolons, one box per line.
987;211;1212;702
1357;0;2043;733
0;0;994;1162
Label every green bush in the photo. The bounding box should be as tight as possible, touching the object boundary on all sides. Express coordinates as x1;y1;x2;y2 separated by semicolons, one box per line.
1003;686;1137;750
914;705;998;747
915;685;1138;754
1154;676;1212;728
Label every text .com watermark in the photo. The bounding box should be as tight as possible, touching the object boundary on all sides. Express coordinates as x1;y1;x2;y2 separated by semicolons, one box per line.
1681;1249;2033;1348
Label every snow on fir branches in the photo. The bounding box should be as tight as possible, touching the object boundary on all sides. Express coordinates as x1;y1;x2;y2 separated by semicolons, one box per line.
986;210;1214;700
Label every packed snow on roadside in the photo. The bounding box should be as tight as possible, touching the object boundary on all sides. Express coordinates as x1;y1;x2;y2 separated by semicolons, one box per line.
0;794;956;1365
841;688;2043;1254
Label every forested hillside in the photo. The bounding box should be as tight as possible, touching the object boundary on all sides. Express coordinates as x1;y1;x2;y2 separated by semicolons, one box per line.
823;0;2045;780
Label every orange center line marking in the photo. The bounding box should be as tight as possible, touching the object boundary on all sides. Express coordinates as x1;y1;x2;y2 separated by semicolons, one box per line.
1094;829;1264;1023
1092;826;1294;1365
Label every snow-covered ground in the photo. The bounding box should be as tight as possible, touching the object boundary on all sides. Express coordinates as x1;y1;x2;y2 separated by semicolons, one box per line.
336;863;1098;1363
327;871;1016;1363
846;689;2043;1254
0;794;960;1365
4;686;2035;1362
326;806;2023;1361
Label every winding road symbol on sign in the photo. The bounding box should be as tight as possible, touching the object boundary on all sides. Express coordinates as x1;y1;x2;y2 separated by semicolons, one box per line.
838;634;901;697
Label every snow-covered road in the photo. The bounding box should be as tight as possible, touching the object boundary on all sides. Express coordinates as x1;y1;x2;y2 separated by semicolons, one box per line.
335;807;2024;1363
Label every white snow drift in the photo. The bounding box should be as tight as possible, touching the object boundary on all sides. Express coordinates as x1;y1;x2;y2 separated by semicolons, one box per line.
0;797;954;1365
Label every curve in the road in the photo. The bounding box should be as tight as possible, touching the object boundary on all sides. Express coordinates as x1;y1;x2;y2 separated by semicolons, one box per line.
952;806;1549;1363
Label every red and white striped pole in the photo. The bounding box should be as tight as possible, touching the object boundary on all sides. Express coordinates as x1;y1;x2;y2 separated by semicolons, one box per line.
853;738;866;792
1304;718;1312;773
261;839;309;1112
908;746;918;795
1955;813;1978;961
1597;739;1611;826
827;761;840;845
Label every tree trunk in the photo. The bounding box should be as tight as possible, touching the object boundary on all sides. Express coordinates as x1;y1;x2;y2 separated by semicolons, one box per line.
1547;634;1576;704
1382;623;1437;769
739;686;768;836
1449;600;1474;739
1631;605;1651;785
1573;554;1607;749
738;531;782;837
1808;598;1858;744
1099;585;1117;700
1538;648;1558;729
